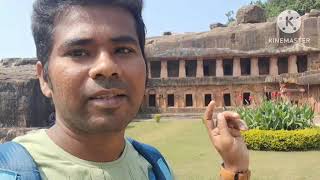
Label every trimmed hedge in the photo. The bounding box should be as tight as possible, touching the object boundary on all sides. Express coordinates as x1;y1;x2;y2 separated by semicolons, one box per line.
241;128;320;151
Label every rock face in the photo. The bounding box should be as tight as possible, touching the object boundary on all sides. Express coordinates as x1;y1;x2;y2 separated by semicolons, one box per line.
0;128;39;143
236;5;266;24
0;58;53;128
145;14;320;57
309;9;320;17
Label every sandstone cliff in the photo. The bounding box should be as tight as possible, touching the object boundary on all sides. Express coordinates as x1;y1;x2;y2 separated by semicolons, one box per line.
0;58;53;128
145;14;320;59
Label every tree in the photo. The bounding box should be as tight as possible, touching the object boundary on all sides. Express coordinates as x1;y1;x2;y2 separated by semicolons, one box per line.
225;10;235;25
251;0;320;18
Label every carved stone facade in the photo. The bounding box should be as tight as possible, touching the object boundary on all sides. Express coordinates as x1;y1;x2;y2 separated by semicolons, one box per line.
141;13;320;115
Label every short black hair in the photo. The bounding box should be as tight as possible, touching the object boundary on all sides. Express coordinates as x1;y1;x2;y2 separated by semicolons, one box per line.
32;0;147;81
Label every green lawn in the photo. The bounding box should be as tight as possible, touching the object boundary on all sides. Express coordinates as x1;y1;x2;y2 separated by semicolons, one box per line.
126;120;320;180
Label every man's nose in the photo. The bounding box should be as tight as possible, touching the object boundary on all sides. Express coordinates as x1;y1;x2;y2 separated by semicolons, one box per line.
88;52;121;80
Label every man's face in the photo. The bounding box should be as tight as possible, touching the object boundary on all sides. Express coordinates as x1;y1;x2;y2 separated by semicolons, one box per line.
42;6;146;133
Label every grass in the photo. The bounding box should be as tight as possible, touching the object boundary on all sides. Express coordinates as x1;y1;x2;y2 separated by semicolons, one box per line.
126;120;320;180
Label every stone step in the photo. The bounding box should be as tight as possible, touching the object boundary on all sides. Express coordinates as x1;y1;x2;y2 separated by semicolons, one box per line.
136;112;221;120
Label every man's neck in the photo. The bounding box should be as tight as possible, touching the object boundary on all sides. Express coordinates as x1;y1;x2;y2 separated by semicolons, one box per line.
46;123;126;162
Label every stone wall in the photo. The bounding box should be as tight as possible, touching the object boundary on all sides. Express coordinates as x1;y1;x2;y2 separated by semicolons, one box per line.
142;83;280;113
309;53;320;70
0;59;53;128
142;81;320;115
0;128;39;143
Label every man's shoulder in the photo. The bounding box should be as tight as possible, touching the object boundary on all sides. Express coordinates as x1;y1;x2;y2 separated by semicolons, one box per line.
0;138;43;180
12;129;48;154
127;138;174;180
127;138;163;158
13;129;46;144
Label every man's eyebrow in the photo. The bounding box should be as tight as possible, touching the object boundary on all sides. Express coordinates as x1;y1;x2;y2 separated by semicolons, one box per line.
110;35;139;46
59;36;138;49
61;38;94;48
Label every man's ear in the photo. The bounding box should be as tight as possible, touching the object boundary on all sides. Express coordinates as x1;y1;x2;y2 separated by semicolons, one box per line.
36;61;53;98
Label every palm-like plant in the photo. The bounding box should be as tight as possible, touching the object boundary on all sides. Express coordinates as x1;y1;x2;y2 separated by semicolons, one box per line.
237;99;315;130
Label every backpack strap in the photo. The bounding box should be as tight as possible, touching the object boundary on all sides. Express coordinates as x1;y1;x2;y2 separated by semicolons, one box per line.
127;138;173;180
0;142;42;180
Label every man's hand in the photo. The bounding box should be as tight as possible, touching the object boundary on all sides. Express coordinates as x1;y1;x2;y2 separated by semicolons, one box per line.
204;101;249;172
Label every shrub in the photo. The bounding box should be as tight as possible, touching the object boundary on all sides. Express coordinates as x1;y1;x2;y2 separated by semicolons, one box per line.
154;114;161;123
242;128;320;151
201;117;205;124
237;100;314;130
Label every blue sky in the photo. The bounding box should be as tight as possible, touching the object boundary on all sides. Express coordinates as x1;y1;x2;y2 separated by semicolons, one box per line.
0;0;260;58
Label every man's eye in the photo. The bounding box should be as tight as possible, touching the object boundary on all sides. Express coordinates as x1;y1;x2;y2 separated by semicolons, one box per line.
115;47;134;54
66;49;90;57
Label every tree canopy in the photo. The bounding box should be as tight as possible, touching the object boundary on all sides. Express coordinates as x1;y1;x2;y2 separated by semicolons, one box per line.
252;0;320;18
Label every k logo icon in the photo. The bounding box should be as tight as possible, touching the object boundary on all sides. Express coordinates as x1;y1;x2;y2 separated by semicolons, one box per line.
277;10;302;34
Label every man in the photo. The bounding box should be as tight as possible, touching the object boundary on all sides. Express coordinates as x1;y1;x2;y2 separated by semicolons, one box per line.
0;0;250;179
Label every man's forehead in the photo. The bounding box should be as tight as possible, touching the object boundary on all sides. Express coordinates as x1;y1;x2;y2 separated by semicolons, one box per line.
56;5;134;24
53;5;138;46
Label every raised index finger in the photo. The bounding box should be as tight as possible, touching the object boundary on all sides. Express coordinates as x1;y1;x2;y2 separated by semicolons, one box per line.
220;111;248;131
203;100;216;131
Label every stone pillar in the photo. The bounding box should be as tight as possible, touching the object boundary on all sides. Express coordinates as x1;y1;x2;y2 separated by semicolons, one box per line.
251;57;259;76
256;92;265;105
196;58;204;77
147;62;151;78
175;94;179;108
179;60;186;78
216;58;224;77
233;57;241;77
179;93;185;108
156;94;160;109
288;55;298;74
159;94;167;109
215;93;224;107
160;60;167;79
270;56;278;76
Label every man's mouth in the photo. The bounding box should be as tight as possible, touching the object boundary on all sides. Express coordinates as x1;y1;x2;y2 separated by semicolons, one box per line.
89;90;128;109
90;94;127;100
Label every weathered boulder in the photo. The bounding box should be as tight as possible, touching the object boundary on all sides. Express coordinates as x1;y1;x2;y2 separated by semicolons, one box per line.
309;9;320;17
163;31;172;36
0;58;53;128
210;23;226;30
236;5;266;24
